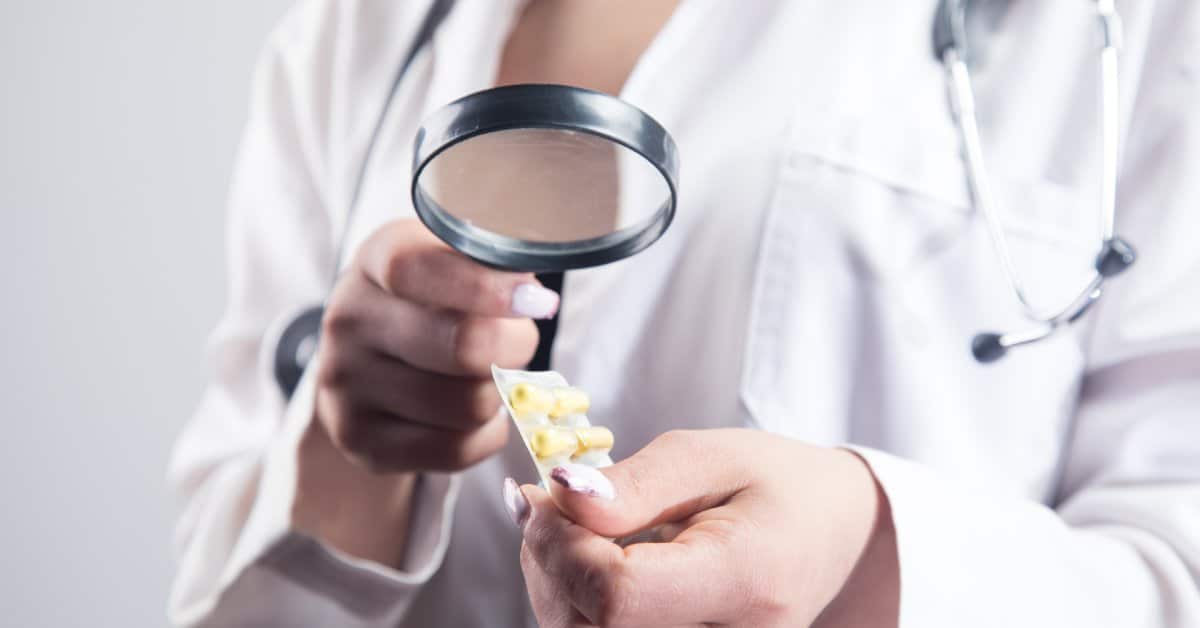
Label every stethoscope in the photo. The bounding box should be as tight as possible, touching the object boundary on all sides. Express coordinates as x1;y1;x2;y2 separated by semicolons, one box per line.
273;0;1137;399
936;0;1136;362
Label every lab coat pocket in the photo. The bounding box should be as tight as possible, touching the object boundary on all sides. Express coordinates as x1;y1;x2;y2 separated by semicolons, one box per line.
739;113;1094;471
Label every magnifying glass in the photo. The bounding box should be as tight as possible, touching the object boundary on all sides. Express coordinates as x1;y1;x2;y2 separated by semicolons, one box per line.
411;84;680;273
274;85;679;401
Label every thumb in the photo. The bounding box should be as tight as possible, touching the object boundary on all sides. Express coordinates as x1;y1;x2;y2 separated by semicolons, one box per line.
547;429;751;539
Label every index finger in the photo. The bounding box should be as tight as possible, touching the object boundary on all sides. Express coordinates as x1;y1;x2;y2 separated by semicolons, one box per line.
358;221;559;318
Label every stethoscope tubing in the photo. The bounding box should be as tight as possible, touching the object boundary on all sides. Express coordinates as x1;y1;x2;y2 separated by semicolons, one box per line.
938;0;1136;362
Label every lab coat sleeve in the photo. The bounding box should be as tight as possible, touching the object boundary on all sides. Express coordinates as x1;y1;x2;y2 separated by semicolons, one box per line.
166;2;459;625
849;5;1200;626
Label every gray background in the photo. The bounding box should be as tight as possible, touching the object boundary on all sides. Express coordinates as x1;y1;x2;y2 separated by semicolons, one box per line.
0;1;293;625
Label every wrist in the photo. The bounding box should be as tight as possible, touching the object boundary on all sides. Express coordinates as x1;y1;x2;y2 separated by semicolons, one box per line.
292;416;419;568
814;450;900;627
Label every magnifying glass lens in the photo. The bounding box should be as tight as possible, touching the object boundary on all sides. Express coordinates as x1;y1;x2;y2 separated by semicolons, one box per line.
420;128;668;244
411;85;679;272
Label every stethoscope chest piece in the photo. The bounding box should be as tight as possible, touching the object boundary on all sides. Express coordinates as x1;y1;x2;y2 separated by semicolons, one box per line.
271;305;323;399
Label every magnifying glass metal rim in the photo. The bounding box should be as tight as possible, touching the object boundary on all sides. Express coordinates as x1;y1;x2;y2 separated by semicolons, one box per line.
410;83;680;272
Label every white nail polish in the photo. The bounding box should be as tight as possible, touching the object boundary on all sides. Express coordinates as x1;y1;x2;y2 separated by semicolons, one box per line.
550;463;615;500
511;284;559;319
503;477;530;527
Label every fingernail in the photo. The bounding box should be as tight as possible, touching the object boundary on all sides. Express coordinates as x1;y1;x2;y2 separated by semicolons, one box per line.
550;464;615;500
503;477;531;527
511;284;559;319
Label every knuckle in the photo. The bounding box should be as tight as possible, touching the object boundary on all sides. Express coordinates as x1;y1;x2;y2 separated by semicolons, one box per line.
451;318;497;374
443;421;507;471
586;565;636;628
463;269;508;313
360;221;420;285
483;418;510;449
347;451;392;475
327;416;370;455
349;227;381;269
440;443;480;472
519;544;536;572
316;352;355;389
382;249;415;295
433;433;483;472
467;384;502;423
434;310;465;362
318;401;383;474
331;422;408;474
525;513;560;549
619;433;692;501
516;319;540;361
483;277;511;313
321;302;360;340
442;448;473;472
618;461;649;506
461;269;493;300
650;429;690;449
744;568;787;619
364;219;408;252
646;429;703;459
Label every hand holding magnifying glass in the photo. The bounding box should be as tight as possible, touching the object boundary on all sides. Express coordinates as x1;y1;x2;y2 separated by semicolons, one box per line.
314;221;559;475
315;85;678;473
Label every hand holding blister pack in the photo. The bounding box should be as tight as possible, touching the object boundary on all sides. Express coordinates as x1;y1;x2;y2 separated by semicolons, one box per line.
491;366;614;489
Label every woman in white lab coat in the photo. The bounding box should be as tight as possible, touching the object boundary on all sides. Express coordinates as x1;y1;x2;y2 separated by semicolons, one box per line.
169;0;1200;626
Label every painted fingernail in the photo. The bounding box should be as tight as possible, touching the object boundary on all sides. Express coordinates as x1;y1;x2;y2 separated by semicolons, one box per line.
503;477;531;527
549;464;615;500
511;283;559;319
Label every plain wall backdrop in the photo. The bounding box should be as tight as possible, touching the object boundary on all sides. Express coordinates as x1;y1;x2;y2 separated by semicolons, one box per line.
0;1;293;625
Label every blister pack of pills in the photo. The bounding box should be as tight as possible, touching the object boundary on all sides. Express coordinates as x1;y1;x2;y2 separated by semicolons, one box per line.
492;366;614;487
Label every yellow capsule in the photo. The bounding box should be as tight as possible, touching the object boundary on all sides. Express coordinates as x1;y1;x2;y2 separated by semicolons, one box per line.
573;426;614;453
549;387;590;419
528;427;578;459
509;383;554;419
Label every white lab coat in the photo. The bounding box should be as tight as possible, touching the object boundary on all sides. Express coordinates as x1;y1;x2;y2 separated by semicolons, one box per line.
168;0;1200;626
